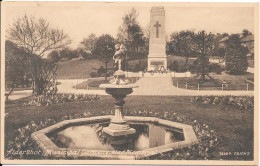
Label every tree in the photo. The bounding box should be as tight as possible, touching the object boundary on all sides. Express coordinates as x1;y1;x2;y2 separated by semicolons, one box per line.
168;30;197;69
7;14;71;95
92;34;115;81
117;8;146;62
222;33;229;37
30;55;57;95
242;29;252;38
225;34;249;74
77;47;92;59
80;33;98;55
59;47;79;60
59;47;72;60
5;40;30;101
193;31;216;82
47;50;60;63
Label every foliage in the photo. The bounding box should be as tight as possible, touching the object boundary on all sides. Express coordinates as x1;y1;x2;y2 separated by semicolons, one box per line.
242;29;252;38
168;31;217;81
47;50;61;63
190;96;254;111
5;40;31;95
225;34;249;75
92;34;115;81
90;66;111;78
30;55;57;95
193;31;216;82
59;47;79;60
25;93;100;106
7;14;71;57
5;110;220;160
7;14;71;95
208;63;223;74
168;60;188;72
80;33;98;55
77;47;92;60
117;8;147;61
132;62;147;72
168;30;197;68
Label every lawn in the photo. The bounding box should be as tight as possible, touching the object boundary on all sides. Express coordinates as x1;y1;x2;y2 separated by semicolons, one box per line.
5;96;253;160
172;72;254;91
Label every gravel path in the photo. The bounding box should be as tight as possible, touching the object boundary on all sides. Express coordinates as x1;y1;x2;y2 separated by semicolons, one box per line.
57;78;254;96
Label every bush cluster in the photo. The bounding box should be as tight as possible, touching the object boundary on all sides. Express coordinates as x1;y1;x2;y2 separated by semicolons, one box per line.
190;96;254;111
24;93;100;106
90;66;111;78
168;60;188;72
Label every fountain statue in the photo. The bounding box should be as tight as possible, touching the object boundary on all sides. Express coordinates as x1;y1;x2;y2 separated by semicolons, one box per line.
99;44;138;136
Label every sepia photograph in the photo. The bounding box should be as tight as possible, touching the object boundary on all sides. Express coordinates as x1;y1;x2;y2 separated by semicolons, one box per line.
0;1;259;165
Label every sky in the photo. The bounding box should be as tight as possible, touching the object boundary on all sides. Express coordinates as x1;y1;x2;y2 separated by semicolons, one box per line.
3;2;255;48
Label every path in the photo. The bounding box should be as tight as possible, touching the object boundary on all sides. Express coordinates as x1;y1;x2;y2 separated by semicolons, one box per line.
132;77;254;96
57;79;107;95
57;78;254;96
6;90;33;100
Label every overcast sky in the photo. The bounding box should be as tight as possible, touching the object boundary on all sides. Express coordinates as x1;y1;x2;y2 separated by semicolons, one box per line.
3;2;255;48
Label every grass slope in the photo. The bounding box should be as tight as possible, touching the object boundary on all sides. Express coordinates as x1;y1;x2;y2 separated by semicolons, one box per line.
56;56;195;79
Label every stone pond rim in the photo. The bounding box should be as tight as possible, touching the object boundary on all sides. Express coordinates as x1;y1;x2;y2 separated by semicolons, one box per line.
31;116;199;160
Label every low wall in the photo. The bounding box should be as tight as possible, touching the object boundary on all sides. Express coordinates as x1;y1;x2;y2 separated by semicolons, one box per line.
124;71;191;78
124;71;143;78
171;72;191;78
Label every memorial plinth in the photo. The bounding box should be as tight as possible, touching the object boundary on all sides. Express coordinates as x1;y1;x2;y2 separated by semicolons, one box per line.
148;6;167;71
99;70;138;136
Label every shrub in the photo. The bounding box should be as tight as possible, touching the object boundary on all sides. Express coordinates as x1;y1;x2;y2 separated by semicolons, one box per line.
225;35;249;75
169;60;188;72
90;71;99;78
24;93;100;106
209;63;223;74
169;60;180;72
190;96;254;111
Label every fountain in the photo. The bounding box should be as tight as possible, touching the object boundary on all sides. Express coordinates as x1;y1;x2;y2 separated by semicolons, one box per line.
99;70;138;136
99;44;138;136
31;44;199;160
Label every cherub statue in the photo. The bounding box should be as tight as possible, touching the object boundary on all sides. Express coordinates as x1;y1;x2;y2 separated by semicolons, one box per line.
113;44;126;71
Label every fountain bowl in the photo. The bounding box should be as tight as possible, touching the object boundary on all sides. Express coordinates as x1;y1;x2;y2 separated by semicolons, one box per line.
31;116;198;160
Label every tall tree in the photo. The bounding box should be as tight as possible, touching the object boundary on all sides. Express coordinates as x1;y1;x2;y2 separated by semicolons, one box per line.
193;31;216;82
225;34;249;74
117;8;146;62
5;40;30;101
168;30;197;69
80;33;98;55
7;14;71;94
92;34;115;81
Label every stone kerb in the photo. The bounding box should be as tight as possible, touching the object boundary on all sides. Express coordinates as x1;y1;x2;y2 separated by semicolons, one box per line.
143;72;171;77
31;115;198;160
124;71;143;78
171;72;191;78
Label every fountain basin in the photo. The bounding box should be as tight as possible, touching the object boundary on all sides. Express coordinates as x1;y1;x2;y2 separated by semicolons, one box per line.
32;116;198;160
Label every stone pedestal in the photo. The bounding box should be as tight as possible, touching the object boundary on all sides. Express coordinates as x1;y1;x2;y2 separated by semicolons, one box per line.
100;71;138;137
148;6;167;71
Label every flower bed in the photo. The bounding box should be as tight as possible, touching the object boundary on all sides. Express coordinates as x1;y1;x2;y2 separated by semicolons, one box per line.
24;93;100;106
5;110;221;160
190;96;254;111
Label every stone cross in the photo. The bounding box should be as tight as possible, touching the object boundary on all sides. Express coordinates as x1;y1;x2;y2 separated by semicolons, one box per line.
154;21;161;38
